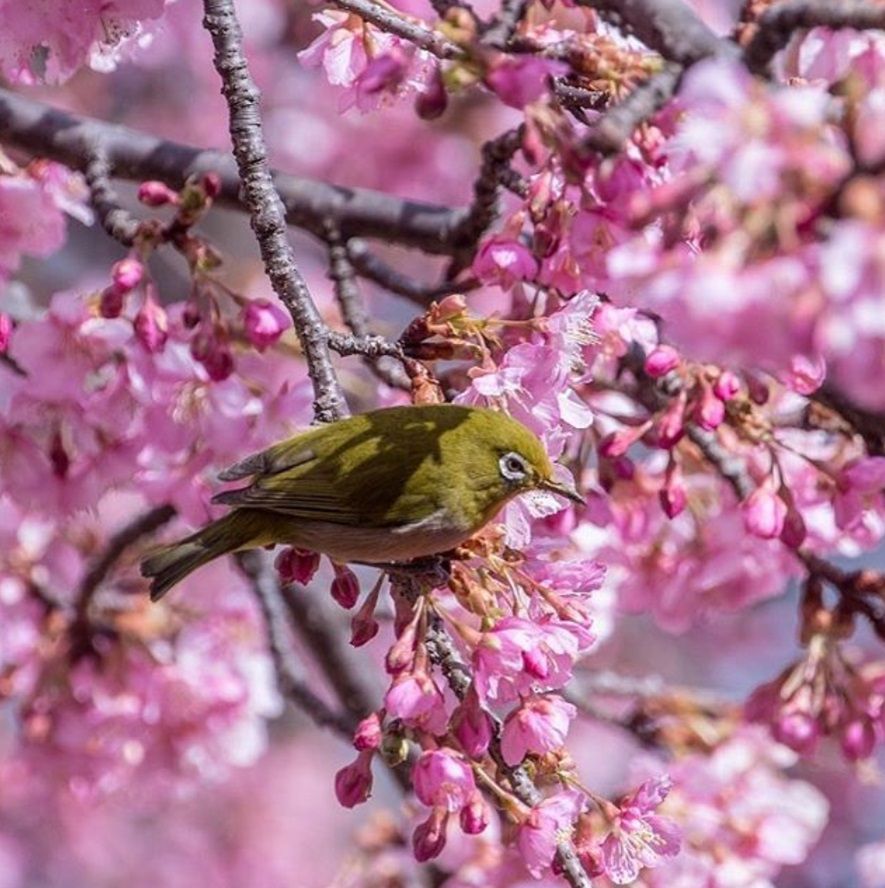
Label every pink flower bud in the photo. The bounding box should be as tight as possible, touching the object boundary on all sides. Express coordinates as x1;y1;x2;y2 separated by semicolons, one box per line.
713;370;741;401
694;381;725;431
330;565;360;609
598;422;652;458
201;172;222;199
485;56;566;109
412;749;476;811
350;581;381;647
656;392;686;448
182;301;202;329
612;456;635;480
451;686;492;758
460;791;489;835
659;471;686;519
743;484;788;539
473;237;539;289
353;712;383;751
134;295;168;353
415;66;447;120
386;606;422;674
841;717;877;761
0;313;12;353
137;180;178;206
779;504;807;549
111;257;144;293
334;749;374;808
99;286;125;318
746;373;770;405
275;547;321;585
412;808;448;862
644;345;680;378
784;353;826;396
242;298;290;350
772;710;819;755
203;347;234;381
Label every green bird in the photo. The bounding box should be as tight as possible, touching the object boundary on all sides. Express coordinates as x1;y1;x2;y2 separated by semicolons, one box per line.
141;404;582;601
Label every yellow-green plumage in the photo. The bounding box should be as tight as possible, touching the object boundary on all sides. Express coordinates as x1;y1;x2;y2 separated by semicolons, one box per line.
141;404;581;601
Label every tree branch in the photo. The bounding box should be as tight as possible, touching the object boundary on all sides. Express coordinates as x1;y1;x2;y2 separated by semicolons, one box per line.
237;551;357;736
330;0;464;58
581;63;683;156
0;87;467;254
578;0;733;65
73;504;176;636
203;0;347;422
744;0;885;76
84;148;140;247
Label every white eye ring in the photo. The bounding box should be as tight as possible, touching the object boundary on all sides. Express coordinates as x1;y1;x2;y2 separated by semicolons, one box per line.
499;452;529;482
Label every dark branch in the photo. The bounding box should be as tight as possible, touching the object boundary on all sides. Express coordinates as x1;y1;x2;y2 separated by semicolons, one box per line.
581;63;682;156
482;0;530;48
347;240;477;305
330;0;464;58
237;551;356;736
203;0;347;422
84;149;140;246
744;0;885;76
74;504;176;629
0;87;467;255
812;384;885;456
579;0;733;65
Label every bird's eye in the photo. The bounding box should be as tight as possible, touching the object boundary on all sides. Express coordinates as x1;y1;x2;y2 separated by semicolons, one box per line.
499;452;529;482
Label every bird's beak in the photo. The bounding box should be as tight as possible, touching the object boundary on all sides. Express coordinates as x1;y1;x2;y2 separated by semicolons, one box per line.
540;479;585;506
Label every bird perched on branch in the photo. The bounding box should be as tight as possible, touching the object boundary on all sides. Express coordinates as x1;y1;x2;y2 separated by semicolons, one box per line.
141;404;582;600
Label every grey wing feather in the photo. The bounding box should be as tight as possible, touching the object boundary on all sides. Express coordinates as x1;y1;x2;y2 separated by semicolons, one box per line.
217;445;316;481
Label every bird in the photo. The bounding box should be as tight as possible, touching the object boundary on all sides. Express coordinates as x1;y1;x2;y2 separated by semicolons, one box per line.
140;403;582;601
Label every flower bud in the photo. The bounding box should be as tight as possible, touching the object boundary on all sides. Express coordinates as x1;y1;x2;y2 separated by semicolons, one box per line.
330;565;360;609
415;65;448;120
713;370;741;401
275;547;320;585
772;710;819;755
350;581;381;647
656;391;686;448
412;808;448;862
99;286;125;318
111;257;145;293
201;172;222;199
137;180;178;206
0;313;12;353
779;504;807;549
743;484;787;539
840;717;876;761
644;345;680;378
242;298;290;350
460;791;489;835
659;468;686;519
451;686;492;758
598;422;651;458
694;381;725;431
353;712;383;751
412;749;476;811
334;749;374;808
134;295;168;353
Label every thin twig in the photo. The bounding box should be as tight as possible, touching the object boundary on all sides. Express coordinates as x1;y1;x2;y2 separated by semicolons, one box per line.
347;240;478;305
74;504;176;630
482;0;530;48
237;551;357;736
326;226;410;388
0;87;467;255
84;148;140;246
452;126;525;264
330;0;464;58
581;63;683;156
744;0;885;75
203;0;347;422
811;384;885;456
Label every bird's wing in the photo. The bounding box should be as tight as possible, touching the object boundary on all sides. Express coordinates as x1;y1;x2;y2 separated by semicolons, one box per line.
217;435;317;481
214;442;441;527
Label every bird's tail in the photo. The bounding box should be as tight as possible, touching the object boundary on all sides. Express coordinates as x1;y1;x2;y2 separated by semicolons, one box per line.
141;511;257;602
